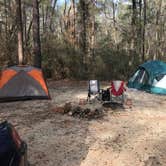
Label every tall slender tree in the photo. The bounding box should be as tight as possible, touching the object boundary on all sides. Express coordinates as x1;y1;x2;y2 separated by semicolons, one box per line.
79;0;89;65
16;0;24;65
33;0;41;68
142;0;146;61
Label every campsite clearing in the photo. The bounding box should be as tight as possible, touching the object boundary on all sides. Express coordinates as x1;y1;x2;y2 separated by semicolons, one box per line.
0;80;166;166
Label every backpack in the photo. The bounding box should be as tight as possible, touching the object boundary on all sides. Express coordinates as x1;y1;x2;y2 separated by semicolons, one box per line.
0;121;27;166
101;89;110;101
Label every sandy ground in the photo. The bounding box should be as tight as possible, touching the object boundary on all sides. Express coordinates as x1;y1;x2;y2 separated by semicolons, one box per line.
0;80;166;166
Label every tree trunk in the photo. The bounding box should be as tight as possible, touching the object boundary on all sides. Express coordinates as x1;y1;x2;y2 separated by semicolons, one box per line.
71;0;76;46
49;0;57;32
4;0;8;42
155;0;162;60
16;0;24;65
33;0;41;68
142;0;146;62
112;1;116;27
22;2;27;46
42;3;45;34
132;0;137;25
131;0;137;51
139;0;142;56
79;0;89;65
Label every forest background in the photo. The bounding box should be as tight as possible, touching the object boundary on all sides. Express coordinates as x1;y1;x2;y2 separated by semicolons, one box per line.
0;0;165;80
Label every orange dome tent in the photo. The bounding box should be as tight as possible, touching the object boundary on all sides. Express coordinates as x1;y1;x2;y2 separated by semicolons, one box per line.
0;66;50;102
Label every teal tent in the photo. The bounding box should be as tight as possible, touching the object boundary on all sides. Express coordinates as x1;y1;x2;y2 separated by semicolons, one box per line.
127;60;166;95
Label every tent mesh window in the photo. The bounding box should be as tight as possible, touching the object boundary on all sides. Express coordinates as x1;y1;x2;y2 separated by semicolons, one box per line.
133;69;148;84
140;70;149;85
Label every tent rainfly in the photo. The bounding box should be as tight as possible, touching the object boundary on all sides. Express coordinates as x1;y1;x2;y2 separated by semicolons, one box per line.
0;66;50;102
127;60;166;95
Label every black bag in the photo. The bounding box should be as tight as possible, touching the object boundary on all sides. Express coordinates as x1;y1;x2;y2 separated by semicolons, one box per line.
0;121;26;166
101;89;110;101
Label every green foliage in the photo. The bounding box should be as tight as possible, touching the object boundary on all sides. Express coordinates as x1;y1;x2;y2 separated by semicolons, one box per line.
94;47;140;80
41;34;84;79
0;0;165;81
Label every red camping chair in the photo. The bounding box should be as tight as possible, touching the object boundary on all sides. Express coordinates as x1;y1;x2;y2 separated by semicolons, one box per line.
110;81;126;103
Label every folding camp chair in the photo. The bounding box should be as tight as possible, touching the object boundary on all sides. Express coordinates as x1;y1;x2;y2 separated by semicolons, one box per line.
110;80;126;103
87;80;101;101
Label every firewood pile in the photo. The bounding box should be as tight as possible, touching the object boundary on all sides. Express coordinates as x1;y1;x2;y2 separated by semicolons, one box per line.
51;102;104;120
50;98;133;120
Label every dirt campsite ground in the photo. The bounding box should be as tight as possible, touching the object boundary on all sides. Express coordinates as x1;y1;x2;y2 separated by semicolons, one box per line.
0;80;166;166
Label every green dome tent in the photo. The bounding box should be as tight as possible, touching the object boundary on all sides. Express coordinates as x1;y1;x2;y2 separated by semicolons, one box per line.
127;60;166;95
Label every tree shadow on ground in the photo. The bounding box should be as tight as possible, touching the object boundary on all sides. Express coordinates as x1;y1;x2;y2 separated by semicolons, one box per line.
103;102;124;110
